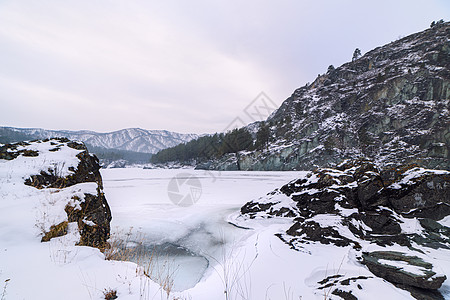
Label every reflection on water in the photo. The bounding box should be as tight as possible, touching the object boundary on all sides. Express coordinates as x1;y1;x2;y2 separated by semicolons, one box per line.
117;240;209;291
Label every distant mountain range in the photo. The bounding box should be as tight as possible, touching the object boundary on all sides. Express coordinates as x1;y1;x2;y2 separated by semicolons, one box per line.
0;127;198;166
0;127;198;153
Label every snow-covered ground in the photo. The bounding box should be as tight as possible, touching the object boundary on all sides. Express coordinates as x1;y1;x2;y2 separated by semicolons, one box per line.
2;161;449;299
102;168;450;300
0;143;169;300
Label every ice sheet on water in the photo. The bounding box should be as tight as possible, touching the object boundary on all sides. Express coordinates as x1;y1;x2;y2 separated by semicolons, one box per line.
101;168;300;291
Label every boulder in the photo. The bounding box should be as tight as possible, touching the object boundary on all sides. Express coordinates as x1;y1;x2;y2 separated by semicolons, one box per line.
385;169;450;220
0;141;37;160
24;140;103;189
237;160;450;298
4;138;112;249
286;220;357;248
66;192;112;248
362;251;446;290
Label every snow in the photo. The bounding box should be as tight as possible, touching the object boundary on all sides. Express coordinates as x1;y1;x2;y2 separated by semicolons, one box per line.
377;259;428;276
2;153;450;299
440;216;450;227
0;142;167;300
1;141;81;179
389;167;450;189
102;168;450;299
321;113;347;131
101;168;300;292
397;216;425;235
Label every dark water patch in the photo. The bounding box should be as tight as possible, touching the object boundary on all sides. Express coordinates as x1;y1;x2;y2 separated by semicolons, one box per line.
115;241;209;291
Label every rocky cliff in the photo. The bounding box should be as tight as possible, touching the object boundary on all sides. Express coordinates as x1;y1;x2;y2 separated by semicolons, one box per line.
201;22;450;171
0;138;112;248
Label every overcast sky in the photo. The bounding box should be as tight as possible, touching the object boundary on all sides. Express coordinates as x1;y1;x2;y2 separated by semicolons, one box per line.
0;1;449;134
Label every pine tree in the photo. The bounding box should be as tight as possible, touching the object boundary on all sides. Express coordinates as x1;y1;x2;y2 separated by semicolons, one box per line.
352;48;361;61
222;128;253;154
255;123;270;150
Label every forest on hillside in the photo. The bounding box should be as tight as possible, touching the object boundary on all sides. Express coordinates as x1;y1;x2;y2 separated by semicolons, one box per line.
151;125;272;163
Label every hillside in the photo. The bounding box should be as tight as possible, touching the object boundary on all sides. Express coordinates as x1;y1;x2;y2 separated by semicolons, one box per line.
156;22;450;171
256;21;449;171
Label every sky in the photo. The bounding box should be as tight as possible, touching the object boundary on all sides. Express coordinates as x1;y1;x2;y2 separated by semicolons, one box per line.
0;0;449;134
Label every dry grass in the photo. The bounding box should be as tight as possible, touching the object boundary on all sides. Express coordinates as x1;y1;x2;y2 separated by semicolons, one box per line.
1;279;10;300
204;235;254;300
322;256;345;300
151;258;176;300
103;230;177;300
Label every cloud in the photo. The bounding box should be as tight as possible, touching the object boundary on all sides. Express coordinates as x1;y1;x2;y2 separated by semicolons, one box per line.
0;0;449;133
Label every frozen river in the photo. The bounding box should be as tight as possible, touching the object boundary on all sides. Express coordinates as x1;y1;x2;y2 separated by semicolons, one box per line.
101;168;299;291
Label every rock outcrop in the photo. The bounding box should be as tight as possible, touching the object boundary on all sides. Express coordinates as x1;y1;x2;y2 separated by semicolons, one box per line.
0;138;112;248
362;251;446;290
237;159;450;298
362;251;447;299
23;139;103;189
198;22;450;171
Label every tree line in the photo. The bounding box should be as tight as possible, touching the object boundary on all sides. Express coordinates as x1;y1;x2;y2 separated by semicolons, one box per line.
87;145;151;164
151;124;271;164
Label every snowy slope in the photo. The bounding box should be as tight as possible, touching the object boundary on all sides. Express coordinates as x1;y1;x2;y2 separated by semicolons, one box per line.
233;160;450;299
0;141;169;300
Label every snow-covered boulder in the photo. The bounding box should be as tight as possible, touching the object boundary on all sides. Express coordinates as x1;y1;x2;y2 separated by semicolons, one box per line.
236;159;450;298
0;138;112;248
362;251;446;290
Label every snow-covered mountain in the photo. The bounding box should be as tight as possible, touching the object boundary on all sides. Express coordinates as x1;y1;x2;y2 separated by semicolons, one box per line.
0;127;198;154
196;22;450;171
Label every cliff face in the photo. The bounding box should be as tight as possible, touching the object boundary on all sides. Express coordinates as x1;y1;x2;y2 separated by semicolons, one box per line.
0;138;112;248
202;22;450;171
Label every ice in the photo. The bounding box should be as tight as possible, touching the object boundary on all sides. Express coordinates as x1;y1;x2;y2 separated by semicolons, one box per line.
101;168;300;291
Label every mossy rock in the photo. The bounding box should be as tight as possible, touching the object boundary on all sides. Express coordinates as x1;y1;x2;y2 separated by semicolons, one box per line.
21;150;39;157
41;221;68;242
